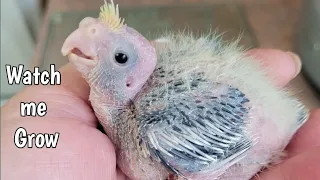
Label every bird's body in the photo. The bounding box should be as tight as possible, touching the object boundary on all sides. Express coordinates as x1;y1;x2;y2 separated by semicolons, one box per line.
89;34;308;180
61;1;309;179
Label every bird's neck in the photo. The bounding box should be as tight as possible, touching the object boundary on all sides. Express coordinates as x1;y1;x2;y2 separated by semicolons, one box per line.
88;88;132;142
89;86;131;107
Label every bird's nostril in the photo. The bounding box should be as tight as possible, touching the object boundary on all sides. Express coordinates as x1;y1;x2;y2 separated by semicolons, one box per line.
91;28;96;34
126;77;134;88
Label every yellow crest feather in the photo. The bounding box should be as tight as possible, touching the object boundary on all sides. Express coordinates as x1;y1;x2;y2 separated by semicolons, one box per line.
99;0;125;31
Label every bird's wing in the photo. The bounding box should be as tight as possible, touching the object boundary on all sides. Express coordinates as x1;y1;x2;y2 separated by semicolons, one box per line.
290;98;309;132
140;84;255;177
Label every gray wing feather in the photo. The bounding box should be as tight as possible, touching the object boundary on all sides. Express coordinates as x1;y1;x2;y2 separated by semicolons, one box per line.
138;79;254;176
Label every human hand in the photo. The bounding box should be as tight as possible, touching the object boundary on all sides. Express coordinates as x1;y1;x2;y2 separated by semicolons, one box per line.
247;50;320;180
1;48;319;180
1;63;127;180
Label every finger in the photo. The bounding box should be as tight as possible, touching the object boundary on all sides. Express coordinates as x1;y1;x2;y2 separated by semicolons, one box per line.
247;49;301;88
254;146;320;180
2;64;96;127
286;109;320;156
1;117;118;180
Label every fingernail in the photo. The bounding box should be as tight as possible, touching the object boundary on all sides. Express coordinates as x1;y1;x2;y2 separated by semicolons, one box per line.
286;51;302;77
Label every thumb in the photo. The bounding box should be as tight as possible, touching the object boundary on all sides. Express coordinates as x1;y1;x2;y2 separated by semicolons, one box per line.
2;63;96;127
1;63;122;180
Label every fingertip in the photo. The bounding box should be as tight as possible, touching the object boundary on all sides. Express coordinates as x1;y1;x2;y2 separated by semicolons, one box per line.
247;49;301;87
285;51;302;77
286;109;320;156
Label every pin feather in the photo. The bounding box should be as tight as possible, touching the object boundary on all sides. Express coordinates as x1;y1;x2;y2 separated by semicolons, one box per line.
99;0;125;31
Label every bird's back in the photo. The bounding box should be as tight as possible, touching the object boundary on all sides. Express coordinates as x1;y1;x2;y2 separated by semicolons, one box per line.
134;66;256;177
113;32;309;179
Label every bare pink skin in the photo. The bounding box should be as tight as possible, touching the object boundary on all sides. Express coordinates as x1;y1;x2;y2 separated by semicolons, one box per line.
61;17;313;179
1;49;320;180
61;17;157;105
61;17;161;179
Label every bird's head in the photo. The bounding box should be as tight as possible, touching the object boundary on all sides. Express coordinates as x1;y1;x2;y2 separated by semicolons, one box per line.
61;0;157;105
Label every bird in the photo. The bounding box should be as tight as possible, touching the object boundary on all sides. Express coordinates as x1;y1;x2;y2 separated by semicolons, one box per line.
61;1;309;179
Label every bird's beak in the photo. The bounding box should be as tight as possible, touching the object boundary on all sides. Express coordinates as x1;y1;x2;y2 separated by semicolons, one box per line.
61;28;97;67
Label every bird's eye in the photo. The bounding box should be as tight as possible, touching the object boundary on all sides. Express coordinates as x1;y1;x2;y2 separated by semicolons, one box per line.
114;52;128;64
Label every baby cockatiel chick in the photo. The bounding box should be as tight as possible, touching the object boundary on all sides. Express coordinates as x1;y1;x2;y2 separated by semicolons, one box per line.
61;1;309;180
